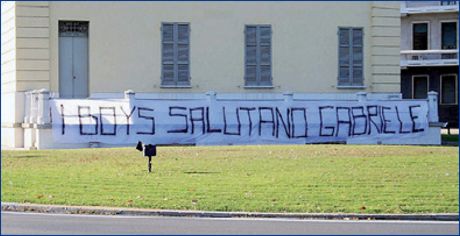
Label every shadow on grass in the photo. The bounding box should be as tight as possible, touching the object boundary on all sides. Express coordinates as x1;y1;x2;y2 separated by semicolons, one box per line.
183;171;221;175
10;155;44;159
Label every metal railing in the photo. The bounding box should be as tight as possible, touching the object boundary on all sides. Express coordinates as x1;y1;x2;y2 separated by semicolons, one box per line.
400;49;458;67
401;1;458;14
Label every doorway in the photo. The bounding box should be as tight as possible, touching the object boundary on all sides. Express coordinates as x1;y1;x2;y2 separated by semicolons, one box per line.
59;21;89;98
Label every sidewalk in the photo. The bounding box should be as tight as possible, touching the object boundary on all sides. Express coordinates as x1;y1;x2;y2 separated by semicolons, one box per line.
2;202;458;221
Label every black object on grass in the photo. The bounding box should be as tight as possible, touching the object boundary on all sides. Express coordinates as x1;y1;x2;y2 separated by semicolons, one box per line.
136;141;157;173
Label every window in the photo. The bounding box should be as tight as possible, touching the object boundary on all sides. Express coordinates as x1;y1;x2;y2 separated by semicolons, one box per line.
441;74;457;104
441;22;457;49
412;75;429;99
161;23;190;87
412;23;428;50
441;1;457;6
338;27;363;86
245;25;272;87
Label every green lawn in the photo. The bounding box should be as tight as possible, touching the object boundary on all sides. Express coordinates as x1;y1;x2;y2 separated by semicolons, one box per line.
442;134;459;143
1;145;458;214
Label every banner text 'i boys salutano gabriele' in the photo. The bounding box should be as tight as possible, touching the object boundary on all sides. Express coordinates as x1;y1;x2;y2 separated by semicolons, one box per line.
50;98;429;145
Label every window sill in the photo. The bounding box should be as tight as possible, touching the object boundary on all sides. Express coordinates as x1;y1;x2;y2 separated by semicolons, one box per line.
160;85;192;89
243;85;275;89
336;85;367;90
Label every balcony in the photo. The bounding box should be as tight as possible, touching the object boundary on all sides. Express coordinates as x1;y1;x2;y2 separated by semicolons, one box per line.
401;1;458;14
401;49;458;67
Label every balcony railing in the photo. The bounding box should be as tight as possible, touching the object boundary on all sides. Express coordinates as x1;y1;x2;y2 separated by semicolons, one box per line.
401;49;459;67
401;1;458;14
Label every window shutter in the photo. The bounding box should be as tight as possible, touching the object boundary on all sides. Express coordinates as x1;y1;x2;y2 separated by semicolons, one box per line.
338;28;363;86
161;23;190;86
245;26;257;86
245;25;272;86
352;28;363;86
246;26;257;45
162;23;175;85
176;24;190;85
259;26;272;85
162;24;174;42
338;28;351;86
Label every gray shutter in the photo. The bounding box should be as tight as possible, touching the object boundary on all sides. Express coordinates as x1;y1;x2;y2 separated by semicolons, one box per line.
258;26;272;86
245;26;257;85
176;23;190;85
162;23;175;85
245;25;272;86
338;28;363;86
338;28;351;86
352;28;363;86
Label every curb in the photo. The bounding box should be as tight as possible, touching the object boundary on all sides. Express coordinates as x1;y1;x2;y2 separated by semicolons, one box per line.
2;202;458;221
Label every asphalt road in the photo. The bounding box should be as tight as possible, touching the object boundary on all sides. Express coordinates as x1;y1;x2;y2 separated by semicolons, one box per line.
1;212;458;235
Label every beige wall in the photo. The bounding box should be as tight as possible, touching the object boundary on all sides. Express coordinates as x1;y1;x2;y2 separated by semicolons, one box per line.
2;1;401;95
370;1;401;92
1;1;16;93
1;1;51;92
42;1;400;95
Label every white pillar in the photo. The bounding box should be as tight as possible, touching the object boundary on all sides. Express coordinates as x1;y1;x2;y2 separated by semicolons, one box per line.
29;90;38;124
356;92;367;103
24;91;31;123
283;92;294;103
124;90;136;110
37;89;51;125
124;89;135;100
427;91;439;122
206;91;217;103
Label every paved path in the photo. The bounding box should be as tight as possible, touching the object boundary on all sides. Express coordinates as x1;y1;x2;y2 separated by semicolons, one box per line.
2;212;458;235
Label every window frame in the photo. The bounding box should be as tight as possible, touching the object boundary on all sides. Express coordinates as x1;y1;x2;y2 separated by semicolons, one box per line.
411;21;430;50
411;74;430;99
160;22;192;88
244;24;273;89
337;26;365;88
440;73;458;105
440;20;458;50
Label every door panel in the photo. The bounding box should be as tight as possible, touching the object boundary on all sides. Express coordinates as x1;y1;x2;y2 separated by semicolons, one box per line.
59;36;74;98
72;37;89;98
59;21;89;98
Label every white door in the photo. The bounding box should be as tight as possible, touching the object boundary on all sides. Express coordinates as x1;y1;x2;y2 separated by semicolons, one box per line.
59;21;89;98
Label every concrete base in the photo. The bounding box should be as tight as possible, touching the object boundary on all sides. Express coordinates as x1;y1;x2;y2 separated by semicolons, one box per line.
23;127;36;150
1;127;24;149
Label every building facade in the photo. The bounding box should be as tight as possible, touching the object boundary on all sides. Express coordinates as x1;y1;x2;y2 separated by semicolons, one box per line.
400;1;459;128
2;1;419;149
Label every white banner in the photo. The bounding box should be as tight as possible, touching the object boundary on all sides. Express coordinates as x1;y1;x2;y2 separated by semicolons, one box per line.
50;98;429;145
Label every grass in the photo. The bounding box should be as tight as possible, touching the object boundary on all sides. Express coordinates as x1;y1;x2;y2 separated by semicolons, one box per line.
1;145;458;214
442;134;459;143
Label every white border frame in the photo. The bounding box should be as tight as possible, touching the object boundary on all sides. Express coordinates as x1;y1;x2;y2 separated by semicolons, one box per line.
412;74;430;99
440;73;458;105
440;20;458;50
411;21;430;50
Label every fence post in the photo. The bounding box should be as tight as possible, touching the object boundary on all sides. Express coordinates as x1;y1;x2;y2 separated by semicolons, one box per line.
283;92;294;103
427;91;439;122
124;90;136;119
206;90;217;104
124;89;135;100
37;89;51;125
24;91;31;123
356;92;367;103
30;90;39;124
